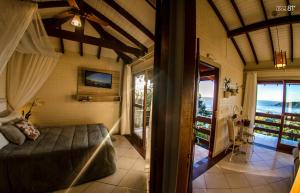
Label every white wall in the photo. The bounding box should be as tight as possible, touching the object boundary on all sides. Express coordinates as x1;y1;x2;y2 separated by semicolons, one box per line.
30;52;122;133
197;0;244;157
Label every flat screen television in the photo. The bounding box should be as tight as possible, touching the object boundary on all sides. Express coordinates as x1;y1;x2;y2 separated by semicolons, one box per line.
84;70;112;88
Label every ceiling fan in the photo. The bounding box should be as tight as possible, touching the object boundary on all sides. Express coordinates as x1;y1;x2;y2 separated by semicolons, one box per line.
55;0;108;27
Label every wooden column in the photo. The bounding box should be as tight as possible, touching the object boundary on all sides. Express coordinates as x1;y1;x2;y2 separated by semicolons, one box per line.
150;0;196;192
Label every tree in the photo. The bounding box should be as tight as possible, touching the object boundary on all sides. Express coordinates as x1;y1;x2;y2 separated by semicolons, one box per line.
197;95;210;117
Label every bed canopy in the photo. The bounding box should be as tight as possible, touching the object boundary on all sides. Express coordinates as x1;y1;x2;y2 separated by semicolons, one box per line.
0;0;60;111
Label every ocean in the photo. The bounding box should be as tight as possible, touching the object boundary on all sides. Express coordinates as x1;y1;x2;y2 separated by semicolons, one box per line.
200;98;300;114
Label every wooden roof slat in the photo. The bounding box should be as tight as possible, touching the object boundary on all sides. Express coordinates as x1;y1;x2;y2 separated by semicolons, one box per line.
81;1;148;53
88;20;134;63
230;0;258;64
286;0;294;62
207;0;246;65
103;0;155;41
38;1;70;8
259;0;275;62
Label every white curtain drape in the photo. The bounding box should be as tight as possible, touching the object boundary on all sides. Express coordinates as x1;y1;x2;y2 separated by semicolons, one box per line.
243;72;257;127
7;53;58;110
120;65;132;135
0;0;37;74
6;10;60;110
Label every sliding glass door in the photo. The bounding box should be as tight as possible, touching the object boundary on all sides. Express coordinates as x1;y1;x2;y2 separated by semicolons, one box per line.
132;70;153;157
255;81;300;150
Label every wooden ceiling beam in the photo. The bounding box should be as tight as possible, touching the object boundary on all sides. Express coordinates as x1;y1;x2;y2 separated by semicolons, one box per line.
230;0;258;64
88;20;134;63
259;0;275;62
42;17;72;29
74;17;85;56
80;1;148;53
97;46;102;59
145;0;156;10
228;15;300;37
88;20;141;57
103;0;155;41
37;1;70;8
59;26;65;53
45;27;140;57
207;0;246;65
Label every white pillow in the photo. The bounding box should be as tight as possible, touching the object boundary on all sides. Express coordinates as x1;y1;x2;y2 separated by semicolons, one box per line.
0;111;22;126
0;132;9;149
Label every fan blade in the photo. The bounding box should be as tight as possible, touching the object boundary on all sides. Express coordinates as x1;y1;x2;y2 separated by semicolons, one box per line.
87;14;109;26
68;0;80;10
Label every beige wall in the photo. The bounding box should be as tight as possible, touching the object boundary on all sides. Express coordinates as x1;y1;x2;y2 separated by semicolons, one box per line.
30;52;122;133
197;0;244;157
0;68;6;99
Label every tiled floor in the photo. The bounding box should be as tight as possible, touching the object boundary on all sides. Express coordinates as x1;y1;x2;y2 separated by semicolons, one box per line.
194;144;209;163
254;133;297;147
53;135;149;193
193;144;294;193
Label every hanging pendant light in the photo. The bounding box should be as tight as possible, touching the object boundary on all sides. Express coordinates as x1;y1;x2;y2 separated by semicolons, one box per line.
274;26;287;69
71;15;82;27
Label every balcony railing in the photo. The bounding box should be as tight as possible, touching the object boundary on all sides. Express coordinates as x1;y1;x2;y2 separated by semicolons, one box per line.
194;116;212;146
254;112;300;146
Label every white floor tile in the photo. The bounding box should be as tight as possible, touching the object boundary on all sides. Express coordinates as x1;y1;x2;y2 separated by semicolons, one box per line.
231;188;254;193
224;173;250;188
97;168;128;185
204;173;229;188
119;170;149;191
193;175;206;189
82;182;116;193
117;157;137;170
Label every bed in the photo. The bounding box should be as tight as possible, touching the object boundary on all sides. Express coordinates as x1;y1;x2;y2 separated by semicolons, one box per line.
0;123;116;193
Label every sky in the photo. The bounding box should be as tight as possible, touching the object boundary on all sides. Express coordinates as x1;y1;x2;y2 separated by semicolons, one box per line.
257;84;300;102
199;81;300;102
198;80;214;98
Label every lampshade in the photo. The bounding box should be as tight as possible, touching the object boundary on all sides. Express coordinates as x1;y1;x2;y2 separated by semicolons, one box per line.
71;15;82;27
274;50;287;69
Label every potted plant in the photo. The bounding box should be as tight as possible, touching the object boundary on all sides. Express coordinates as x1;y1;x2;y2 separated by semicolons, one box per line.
224;78;232;98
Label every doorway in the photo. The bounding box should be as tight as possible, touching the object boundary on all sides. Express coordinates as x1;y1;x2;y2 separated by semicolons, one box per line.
193;62;219;177
131;70;153;157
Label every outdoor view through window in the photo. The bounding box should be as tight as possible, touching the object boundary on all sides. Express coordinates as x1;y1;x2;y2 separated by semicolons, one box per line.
255;82;300;147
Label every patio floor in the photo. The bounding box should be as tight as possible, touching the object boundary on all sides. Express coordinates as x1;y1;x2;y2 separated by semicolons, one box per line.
254;133;298;148
194;144;209;163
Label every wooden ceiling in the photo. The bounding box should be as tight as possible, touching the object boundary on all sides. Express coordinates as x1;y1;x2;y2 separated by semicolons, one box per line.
37;0;156;64
207;0;300;66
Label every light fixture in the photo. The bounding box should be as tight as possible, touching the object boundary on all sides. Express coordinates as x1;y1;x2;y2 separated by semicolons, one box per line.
274;26;287;69
71;15;82;27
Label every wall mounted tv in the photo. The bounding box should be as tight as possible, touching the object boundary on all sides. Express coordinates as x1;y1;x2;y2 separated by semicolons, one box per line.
84;70;112;88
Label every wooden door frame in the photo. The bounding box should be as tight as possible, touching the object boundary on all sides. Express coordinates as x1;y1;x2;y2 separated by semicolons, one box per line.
150;0;196;192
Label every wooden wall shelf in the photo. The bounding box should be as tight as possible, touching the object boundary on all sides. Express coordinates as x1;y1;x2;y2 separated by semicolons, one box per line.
75;94;121;102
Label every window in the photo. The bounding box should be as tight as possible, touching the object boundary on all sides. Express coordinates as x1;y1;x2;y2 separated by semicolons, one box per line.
255;81;300;148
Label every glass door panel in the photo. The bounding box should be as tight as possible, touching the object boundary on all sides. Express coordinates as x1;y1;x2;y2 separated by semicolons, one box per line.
133;74;145;140
281;83;300;147
255;83;283;148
